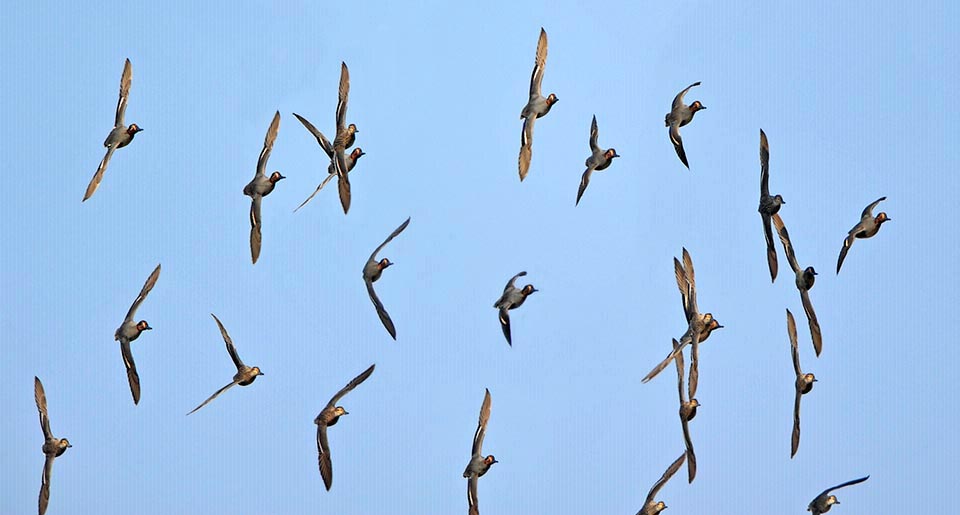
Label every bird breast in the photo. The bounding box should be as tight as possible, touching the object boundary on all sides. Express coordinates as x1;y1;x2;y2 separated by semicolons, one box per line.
116;130;136;149
857;222;880;239
591;152;613;171
236;370;258;386
759;196;782;215
116;321;141;342
363;261;382;282
677;108;696;127
315;407;339;426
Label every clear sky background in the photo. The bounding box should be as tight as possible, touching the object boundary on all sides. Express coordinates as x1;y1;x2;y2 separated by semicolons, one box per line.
2;1;957;514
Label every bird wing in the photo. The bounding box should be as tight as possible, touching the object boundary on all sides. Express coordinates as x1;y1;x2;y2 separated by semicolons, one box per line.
763;214;779;282
369;217;412;262
672;339;686;404
575;166;596;206
771;213;801;273
255;111;280;179
529;28;548;98
498;307;512;347
819;476;870;498
759;129;770;196
366;279;397;340
34;377;53;440
642;335;689;384
472;388;492;456
503;271;527;293
786;309;802;376
836;234;855;274
249;196;262;264
317;423;333;490
334;148;352;214
682;248;697;315
673;257;693;322
125;264;161;322
186;380;239;416
801;289;822;357
860;197;886;220
688;329;703;399
677;370;698;486
326;364;376;409
115;58;132;126
83;145;116;202
673;333;698;492
791;387;802;458
681;416;697;484
671;82;701;110
646;452;686;504
293;173;336;213
518;115;537;181
211;313;244;369
669;122;689;169
336;62;350;132
467;476;480;515
39;454;54;515
293;112;334;158
589;115;600;153
121;339;141;405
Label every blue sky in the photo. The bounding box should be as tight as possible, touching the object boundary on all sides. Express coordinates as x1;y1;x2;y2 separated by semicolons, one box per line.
2;1;956;513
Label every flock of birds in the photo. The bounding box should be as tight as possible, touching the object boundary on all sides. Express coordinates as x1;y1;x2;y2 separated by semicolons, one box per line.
27;27;893;515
